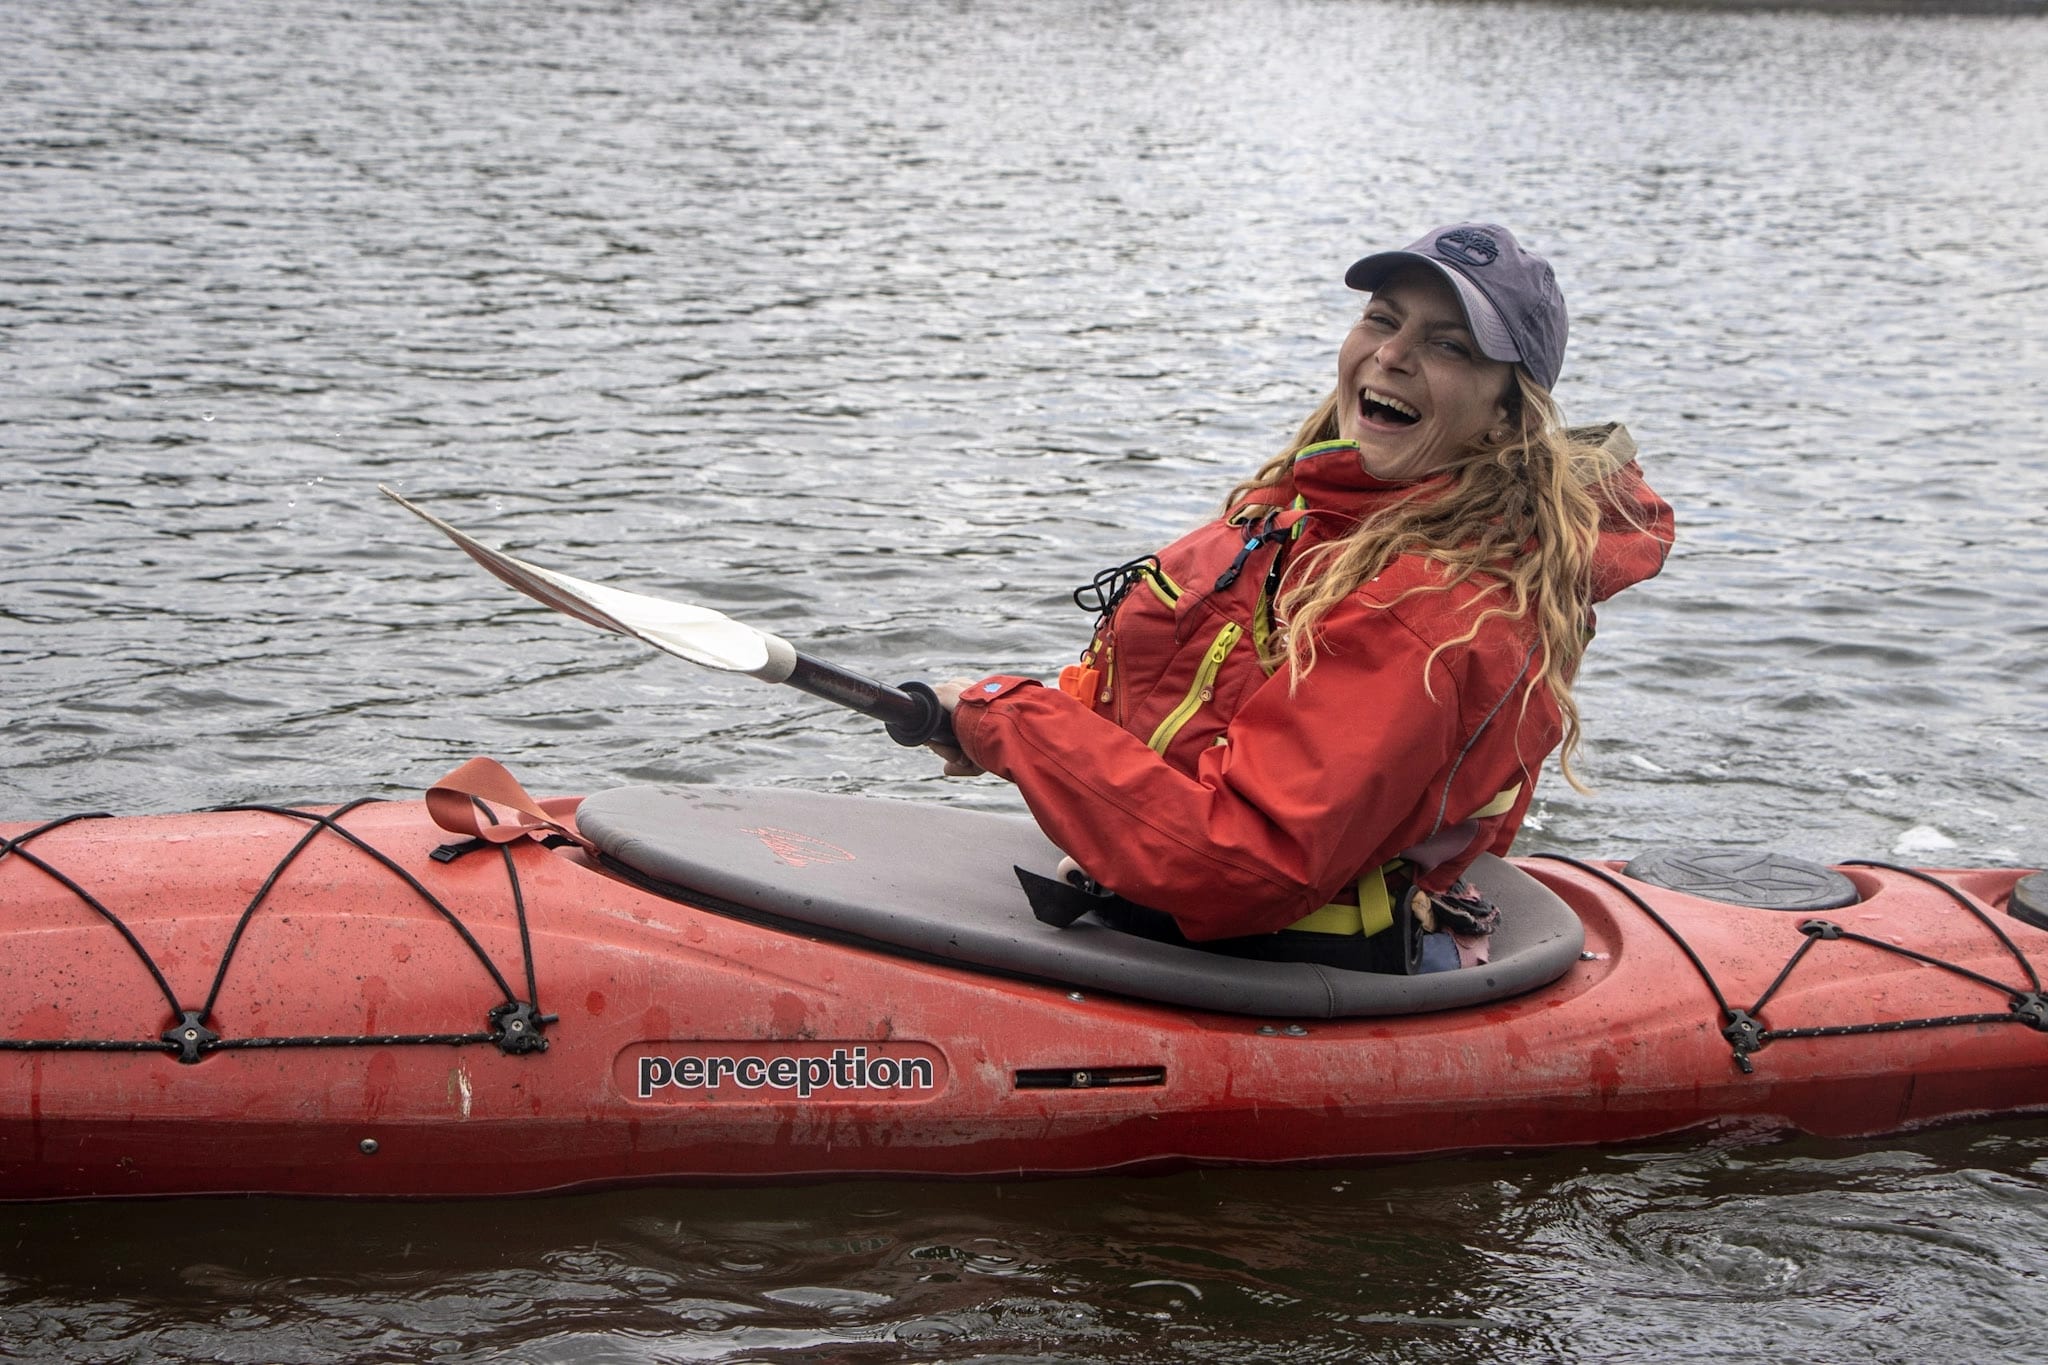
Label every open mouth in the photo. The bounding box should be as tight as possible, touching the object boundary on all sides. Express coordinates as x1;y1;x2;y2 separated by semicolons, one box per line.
1358;387;1420;427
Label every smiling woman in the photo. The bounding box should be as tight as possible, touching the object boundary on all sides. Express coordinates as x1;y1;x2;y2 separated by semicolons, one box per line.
933;224;1677;976
1335;270;1518;481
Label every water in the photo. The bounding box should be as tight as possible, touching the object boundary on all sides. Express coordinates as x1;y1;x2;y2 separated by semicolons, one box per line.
4;0;2047;1359
7;1129;2048;1362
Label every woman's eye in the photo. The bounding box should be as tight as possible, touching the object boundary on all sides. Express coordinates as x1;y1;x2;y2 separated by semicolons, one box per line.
1435;339;1472;358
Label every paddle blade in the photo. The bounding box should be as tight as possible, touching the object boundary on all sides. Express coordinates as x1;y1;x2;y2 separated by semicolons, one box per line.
381;487;797;681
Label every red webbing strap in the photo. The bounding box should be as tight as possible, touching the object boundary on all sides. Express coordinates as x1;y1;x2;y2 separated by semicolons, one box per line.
426;757;593;852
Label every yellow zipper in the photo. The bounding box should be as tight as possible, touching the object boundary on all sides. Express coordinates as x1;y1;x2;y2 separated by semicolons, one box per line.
1143;563;1181;608
1147;621;1242;754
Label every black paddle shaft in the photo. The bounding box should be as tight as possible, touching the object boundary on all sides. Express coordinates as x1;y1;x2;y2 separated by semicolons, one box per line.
783;654;954;748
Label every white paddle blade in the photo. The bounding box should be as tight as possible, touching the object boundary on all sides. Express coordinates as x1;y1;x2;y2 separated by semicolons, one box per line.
381;487;797;681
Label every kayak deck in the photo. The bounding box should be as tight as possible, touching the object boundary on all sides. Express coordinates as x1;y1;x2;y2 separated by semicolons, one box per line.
574;785;1585;1018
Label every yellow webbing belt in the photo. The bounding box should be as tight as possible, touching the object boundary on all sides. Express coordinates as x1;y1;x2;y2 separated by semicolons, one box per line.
1283;783;1521;936
1471;782;1522;820
1286;864;1397;937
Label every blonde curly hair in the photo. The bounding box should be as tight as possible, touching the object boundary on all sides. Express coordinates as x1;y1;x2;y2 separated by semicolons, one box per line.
1224;371;1626;789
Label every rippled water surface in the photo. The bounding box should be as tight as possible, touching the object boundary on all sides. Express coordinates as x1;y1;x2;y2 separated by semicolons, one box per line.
4;0;2047;1360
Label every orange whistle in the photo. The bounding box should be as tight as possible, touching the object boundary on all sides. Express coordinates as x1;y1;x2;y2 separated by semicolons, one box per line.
1058;664;1102;703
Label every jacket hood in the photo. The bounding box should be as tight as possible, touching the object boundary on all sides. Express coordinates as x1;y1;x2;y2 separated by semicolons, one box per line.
1586;456;1675;603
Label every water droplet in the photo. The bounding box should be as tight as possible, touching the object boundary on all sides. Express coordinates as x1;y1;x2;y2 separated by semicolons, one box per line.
202;412;215;422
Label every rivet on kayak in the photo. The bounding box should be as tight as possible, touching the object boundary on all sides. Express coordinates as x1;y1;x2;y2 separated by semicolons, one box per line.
1283;1025;1308;1037
359;1139;379;1156
1257;1026;1279;1035
1067;991;1085;1002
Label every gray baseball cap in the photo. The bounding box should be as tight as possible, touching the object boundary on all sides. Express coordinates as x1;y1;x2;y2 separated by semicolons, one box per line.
1344;223;1568;391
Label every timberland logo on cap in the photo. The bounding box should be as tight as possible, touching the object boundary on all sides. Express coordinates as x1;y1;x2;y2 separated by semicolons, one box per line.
1435;228;1500;268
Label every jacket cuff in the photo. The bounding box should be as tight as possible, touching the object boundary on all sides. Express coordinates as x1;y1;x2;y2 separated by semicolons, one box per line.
949;675;1038;762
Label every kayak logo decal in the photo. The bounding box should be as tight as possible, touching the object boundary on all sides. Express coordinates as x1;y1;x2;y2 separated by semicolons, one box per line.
626;1043;944;1102
742;825;856;868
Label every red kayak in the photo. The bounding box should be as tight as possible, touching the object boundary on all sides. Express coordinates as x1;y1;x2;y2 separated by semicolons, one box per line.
3;763;2045;1201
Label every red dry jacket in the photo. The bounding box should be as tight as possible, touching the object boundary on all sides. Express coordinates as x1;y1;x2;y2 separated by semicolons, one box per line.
949;438;1676;941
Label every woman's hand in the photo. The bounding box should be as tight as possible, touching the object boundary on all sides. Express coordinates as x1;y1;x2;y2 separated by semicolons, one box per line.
927;678;986;777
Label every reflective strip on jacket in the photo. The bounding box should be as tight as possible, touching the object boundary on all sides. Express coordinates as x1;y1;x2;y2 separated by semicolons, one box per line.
949;438;1676;941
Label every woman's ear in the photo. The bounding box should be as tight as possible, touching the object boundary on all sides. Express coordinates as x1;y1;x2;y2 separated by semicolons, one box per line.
1488;379;1519;442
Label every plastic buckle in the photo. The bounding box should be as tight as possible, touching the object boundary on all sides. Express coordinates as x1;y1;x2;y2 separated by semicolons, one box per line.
1213;515;1278;591
431;837;492;864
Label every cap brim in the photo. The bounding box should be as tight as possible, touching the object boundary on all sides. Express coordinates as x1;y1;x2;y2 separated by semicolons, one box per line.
1344;251;1523;368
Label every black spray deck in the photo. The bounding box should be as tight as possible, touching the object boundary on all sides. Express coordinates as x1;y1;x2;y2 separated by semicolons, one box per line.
576;786;1585;1019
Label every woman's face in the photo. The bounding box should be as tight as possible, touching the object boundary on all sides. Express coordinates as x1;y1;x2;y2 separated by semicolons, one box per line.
1335;266;1516;481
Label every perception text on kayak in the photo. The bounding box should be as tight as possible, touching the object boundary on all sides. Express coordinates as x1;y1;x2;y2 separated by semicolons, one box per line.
637;1046;936;1099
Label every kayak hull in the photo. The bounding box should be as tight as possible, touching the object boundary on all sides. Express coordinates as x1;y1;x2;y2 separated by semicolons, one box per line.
3;798;2044;1200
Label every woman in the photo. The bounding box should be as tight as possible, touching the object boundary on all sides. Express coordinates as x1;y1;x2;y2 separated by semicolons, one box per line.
933;223;1675;972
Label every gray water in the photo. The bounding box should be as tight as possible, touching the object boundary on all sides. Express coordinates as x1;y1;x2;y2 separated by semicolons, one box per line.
4;0;2047;1360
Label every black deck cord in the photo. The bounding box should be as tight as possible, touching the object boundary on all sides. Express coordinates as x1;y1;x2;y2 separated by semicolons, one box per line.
197;797;383;1019
503;841;543;1011
0;813;186;1017
1741;932;1825;1020
1;801;549;1061
1844;858;2043;993
210;1031;493;1049
209;801;524;1009
1530;853;1737;1015
436;796;547;1013
1531;854;2048;1074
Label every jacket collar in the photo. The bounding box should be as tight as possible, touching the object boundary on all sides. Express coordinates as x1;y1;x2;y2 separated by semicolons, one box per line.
1237;439;1674;604
1287;439;1446;500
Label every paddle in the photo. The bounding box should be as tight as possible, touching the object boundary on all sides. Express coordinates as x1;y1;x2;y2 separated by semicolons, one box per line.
380;487;952;747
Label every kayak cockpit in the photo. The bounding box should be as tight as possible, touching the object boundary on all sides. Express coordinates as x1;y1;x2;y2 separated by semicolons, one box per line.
575;786;1584;1019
